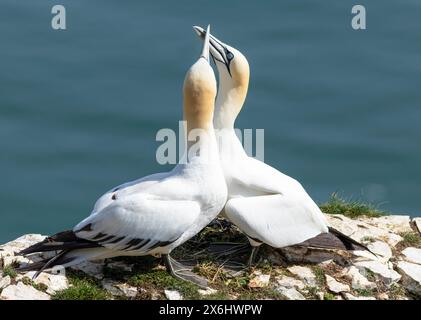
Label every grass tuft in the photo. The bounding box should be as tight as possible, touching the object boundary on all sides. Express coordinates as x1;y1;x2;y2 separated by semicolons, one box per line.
2;265;17;279
52;271;109;300
320;193;385;219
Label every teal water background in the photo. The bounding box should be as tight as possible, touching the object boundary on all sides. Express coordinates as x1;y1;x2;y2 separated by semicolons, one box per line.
1;1;420;243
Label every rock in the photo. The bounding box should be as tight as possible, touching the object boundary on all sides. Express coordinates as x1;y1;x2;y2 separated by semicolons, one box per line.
0;275;11;289
287;266;317;286
71;261;104;279
402;247;421;265
325;275;350;293
413;218;421;235
363;215;412;234
20;271;68;295
367;241;392;262
2;255;31;268
276;287;305;300
102;280;138;298
248;272;270;288
106;261;133;272
344;266;376;290
354;260;401;285
325;214;402;247
276;275;305;290
0;282;50;300
377;292;389;300
164;290;183;300
397;261;421;297
316;292;324;300
0;234;46;254
198;287;217;296
343;293;376;300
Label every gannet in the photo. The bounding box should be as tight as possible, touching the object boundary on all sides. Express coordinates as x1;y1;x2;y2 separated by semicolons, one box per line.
193;26;369;265
19;25;227;287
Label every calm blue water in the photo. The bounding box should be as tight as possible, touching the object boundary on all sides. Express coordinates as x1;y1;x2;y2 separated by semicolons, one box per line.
1;1;420;243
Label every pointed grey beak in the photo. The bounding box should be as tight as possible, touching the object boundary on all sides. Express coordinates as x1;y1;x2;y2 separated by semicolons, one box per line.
200;25;211;62
193;25;232;74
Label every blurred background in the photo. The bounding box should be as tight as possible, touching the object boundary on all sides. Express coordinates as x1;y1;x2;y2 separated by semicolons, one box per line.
0;0;420;243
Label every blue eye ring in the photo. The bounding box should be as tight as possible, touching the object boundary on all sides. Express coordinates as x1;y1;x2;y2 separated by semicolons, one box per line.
226;52;234;61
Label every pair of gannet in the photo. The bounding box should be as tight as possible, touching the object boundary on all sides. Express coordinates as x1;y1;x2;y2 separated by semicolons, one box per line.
20;25;365;287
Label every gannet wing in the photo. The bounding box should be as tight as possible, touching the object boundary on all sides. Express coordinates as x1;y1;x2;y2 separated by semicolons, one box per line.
225;194;328;248
74;196;201;253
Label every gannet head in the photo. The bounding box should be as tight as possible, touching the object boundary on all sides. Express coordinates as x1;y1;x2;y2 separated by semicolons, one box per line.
193;26;249;128
183;25;217;132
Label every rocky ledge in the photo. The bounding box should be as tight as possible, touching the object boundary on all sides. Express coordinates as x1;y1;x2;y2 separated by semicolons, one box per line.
1;211;421;300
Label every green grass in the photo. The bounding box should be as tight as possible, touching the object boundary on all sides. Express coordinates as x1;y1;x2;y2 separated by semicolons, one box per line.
398;232;421;247
324;293;335;300
52;271;109;300
320;193;385;219
21;277;48;292
355;288;375;297
129;269;200;300
312;266;326;287
2;265;17;279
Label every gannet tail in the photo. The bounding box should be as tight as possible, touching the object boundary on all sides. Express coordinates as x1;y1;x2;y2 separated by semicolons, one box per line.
17;231;115;275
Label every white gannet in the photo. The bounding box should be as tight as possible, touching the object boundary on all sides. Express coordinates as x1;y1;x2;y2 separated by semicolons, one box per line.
19;26;227;287
193;26;369;265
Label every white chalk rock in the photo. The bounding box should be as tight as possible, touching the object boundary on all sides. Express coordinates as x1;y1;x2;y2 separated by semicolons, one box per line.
276;275;305;290
344;266;376;290
402;247;421;265
0;275;11;289
354;260;401;285
248;272;270;288
287;266;317;287
325;275;350;293
0;234;46;254
343;293;376;300
20;271;68;295
102;280;138;298
367;241;392;262
164;290;183;300
198;287;217;296
363;215;412;234
276;287;305;300
0;282;50;300
397;261;421;297
325;214;402;247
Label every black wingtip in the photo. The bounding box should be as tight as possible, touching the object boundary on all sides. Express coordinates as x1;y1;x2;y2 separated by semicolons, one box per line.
327;227;378;257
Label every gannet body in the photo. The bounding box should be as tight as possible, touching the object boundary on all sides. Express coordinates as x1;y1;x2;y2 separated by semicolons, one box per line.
193;26;351;263
20;26;227;286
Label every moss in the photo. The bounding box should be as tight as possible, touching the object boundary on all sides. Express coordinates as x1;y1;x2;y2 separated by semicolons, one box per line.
312;266;326;287
2;265;17;279
398;232;421;247
388;284;407;300
303;286;320;300
52;271;109;300
21;277;48;292
324;293;335;300
320;193;385;219
129;269;200;300
355;288;374;297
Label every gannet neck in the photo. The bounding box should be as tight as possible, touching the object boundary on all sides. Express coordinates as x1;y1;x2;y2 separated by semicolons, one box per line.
214;49;250;129
183;59;216;133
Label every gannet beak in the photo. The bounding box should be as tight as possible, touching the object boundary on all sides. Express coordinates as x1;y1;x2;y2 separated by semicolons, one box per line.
193;25;232;74
200;25;211;62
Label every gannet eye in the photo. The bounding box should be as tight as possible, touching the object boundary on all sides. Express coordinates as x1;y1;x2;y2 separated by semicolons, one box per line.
226;52;234;61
